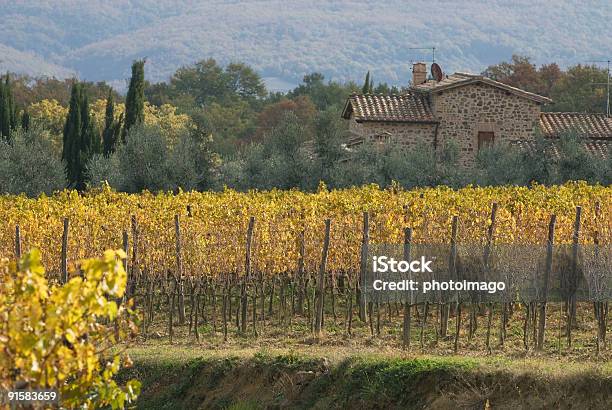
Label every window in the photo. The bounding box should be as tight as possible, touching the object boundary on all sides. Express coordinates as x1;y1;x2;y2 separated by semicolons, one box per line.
478;131;494;150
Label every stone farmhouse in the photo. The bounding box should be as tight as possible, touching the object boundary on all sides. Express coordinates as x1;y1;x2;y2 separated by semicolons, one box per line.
342;62;612;166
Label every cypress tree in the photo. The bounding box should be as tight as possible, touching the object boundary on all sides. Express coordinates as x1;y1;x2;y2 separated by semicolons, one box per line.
83;119;101;161
63;82;101;189
362;71;371;94
123;59;145;140
90;121;102;154
103;91;119;155
21;110;30;132
0;74;18;140
80;92;92;155
0;79;7;140
63;83;83;187
6;74;16;129
85;113;101;157
369;75;374;93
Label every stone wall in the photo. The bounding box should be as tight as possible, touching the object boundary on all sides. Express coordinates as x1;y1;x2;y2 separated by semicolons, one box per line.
348;117;437;149
432;83;541;166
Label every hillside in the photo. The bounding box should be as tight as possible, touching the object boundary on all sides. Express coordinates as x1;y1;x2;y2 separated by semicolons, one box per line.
1;1;611;90
0;43;73;79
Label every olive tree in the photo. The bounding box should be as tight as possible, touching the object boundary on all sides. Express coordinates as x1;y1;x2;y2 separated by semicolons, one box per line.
0;126;66;196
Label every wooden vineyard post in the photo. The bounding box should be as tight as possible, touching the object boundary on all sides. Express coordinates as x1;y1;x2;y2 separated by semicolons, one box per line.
420;301;429;351
439;217;458;340
314;219;331;339
269;278;275;319
194;280;200;342
258;271;265;328
235;283;240;331
112;230;128;342
450;216;460;353
211;280;218;333
129;215;139;299
359;212;369;322
185;205;196;338
15;225;21;259
174;215;186;325
223;275;229;342
122;230;129;304
484;203;498;354
144;274;153;340
122;230;129;275
483;204;498;273
537;214;556;351
330;270;337;325
253;280;259;337
567;206;581;347
241;217;255;334
279;274;286;325
402;227;413;350
593;201;607;354
594;201;600;355
296;228;306;315
346;272;354;336
61;217;69;284
169;276;177;344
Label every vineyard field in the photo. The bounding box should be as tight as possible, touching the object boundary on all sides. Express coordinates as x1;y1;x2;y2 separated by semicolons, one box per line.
1;182;611;357
2;183;611;276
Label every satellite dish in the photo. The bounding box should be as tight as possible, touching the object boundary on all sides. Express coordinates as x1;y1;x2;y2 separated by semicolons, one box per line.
431;63;443;82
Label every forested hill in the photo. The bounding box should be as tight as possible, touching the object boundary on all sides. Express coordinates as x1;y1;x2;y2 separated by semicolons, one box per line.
1;0;611;90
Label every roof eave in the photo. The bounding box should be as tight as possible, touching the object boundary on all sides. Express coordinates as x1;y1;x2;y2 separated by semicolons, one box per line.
412;79;552;104
542;133;612;140
341;98;354;119
355;118;439;124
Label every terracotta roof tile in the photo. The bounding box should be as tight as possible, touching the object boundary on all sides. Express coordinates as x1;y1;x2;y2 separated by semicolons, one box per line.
342;93;436;123
511;139;611;159
411;73;473;91
412;72;552;104
539;112;612;139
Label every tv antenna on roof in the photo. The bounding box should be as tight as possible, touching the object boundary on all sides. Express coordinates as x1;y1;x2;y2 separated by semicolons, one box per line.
407;47;436;63
586;59;610;117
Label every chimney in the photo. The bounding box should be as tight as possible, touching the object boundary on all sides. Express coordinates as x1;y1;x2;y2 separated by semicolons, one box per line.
412;62;427;85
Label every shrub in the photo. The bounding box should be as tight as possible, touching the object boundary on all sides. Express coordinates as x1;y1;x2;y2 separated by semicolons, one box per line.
86;153;124;188
115;124;171;192
475;142;528;185
0;126;67;196
87;124;218;192
555;132;605;184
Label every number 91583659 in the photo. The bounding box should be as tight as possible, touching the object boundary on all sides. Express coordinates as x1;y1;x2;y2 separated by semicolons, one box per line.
0;389;59;405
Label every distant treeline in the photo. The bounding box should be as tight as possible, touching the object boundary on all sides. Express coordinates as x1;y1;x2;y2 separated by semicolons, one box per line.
0;55;611;196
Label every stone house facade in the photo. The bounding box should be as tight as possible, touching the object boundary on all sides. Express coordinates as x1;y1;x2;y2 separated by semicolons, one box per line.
342;63;612;166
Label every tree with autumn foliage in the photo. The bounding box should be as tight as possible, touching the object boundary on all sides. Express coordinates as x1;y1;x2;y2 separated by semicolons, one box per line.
253;95;317;141
483;55;609;113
